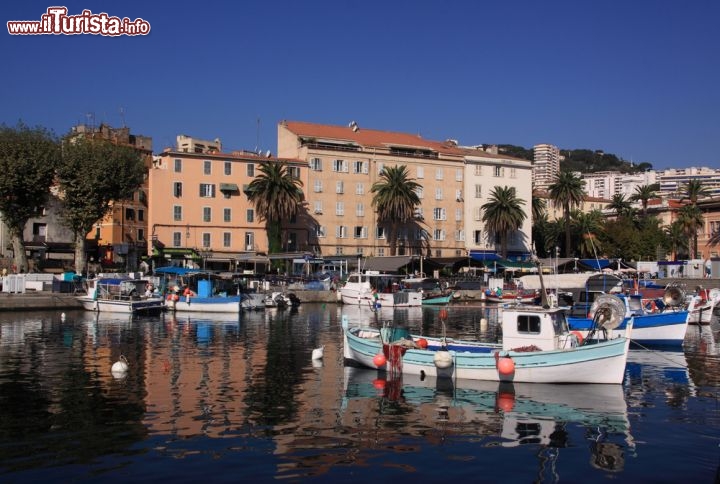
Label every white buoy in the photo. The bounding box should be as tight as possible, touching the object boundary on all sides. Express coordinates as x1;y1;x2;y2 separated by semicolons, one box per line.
61;312;66;321
433;350;453;369
112;355;129;374
311;346;324;360
480;318;488;330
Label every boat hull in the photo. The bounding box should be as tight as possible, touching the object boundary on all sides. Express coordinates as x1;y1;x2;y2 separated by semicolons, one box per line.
167;296;241;313
567;310;689;346
77;296;165;315
342;325;630;384
341;290;422;307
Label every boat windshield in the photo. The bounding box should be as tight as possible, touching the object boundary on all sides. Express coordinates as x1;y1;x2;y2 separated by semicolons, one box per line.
552;311;570;335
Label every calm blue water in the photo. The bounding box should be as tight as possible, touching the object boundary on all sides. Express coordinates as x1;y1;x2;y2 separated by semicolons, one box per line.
0;304;718;483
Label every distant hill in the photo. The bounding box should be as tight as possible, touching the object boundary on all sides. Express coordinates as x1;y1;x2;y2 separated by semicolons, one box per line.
496;145;652;174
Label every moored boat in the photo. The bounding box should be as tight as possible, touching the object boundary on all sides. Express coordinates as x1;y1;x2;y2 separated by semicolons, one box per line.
341;271;422;307
342;295;632;384
77;277;165;315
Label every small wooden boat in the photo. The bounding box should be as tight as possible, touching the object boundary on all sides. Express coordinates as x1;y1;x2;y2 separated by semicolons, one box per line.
341;271;422;307
342;295;632;384
484;289;538;304
687;288;720;325
421;290;455;305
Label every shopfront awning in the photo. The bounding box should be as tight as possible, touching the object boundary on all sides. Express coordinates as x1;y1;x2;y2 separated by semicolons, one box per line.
362;256;412;273
469;251;501;262
579;259;611;270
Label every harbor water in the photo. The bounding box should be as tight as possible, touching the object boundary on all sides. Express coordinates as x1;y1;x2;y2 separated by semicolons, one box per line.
0;304;719;482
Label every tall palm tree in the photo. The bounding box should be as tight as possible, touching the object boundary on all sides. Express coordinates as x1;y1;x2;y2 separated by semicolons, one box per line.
606;194;632;218
246;160;305;254
629;183;659;217
572;210;604;258
531;189;546;222
665;221;689;261
548;171;585;257
676;204;704;259
370;165;421;256
679;179;710;257
481;186;527;258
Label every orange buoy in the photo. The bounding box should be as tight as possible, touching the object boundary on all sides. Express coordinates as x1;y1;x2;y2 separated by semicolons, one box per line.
416;338;428;349
571;331;584;346
439;308;449;321
373;353;387;367
497;356;515;376
372;378;386;391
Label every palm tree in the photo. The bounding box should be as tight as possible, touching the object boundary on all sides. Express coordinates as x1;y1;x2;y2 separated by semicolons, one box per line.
676;204;704;259
606;194;632;218
679;179;710;257
629;183;659;217
665;221;689;261
246;160;305;254
481;186;527;258
548;171;585;257
572;210;604;258
531;189;546;222
370;165;421;256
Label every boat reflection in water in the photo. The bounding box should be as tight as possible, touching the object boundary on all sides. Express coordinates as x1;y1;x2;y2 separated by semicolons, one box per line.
342;367;634;476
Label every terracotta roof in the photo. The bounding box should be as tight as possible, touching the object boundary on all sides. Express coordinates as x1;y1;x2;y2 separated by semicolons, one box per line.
281;120;527;162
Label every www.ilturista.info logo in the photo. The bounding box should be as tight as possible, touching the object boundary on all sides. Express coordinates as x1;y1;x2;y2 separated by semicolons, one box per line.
7;7;150;36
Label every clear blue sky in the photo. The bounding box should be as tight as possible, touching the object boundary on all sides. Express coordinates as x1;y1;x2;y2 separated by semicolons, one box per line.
3;0;719;169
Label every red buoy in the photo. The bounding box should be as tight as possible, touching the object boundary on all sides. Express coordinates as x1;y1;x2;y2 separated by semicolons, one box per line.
497;357;515;376
373;353;387;367
416;338;428;349
439;308;449;321
372;378;386;391
497;392;515;412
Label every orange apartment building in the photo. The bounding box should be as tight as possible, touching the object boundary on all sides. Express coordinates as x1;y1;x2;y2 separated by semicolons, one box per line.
147;145;307;272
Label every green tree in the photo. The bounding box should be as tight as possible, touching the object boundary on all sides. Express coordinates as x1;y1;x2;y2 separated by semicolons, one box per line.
481;186;527;258
679;180;710;257
548;171;585;257
531;189;546;221
0;122;60;272
630;183;659;217
57;137;146;274
572;210;603;258
676;204;704;259
664;221;689;260
246;160;305;255
370;165;421;256
606;194;632;218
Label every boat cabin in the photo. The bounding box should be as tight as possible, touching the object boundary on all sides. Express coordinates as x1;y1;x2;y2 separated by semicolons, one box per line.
501;307;573;351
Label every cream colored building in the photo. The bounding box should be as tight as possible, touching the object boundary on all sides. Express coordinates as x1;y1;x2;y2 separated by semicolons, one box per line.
277;121;533;261
532;143;561;190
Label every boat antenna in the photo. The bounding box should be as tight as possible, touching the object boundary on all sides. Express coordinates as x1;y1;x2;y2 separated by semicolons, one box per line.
531;245;550;309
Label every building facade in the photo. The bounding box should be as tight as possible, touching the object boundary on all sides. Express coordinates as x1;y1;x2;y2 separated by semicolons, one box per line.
147;146;307;272
277;121;533;262
532;143;561;190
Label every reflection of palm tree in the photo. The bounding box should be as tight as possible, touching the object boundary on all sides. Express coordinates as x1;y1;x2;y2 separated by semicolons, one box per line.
370;165;421;256
246;161;305;254
481;186;527;258
548;171;585;257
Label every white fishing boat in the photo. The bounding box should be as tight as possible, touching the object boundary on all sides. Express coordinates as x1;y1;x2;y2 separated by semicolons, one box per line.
77;277;165;315
687;287;720;325
342;294;633;384
340;271;422;307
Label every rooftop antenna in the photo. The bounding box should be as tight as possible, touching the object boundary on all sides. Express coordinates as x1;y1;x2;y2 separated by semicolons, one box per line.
256;117;261;153
119;106;126;127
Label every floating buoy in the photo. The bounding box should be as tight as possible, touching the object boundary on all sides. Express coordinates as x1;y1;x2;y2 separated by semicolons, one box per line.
111;355;129;374
433;350;453;369
416;338;428;349
439;308;449;321
311;345;324;360
373;353;387;367
480;318;487;330
571;331;584;346
60;312;66;321
497;356;515;376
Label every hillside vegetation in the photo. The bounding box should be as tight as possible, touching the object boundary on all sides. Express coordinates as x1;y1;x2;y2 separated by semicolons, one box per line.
497;144;652;174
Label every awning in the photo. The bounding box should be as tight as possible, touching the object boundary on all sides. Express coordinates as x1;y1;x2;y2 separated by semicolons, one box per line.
155;266;202;275
579;259;611;270
219;183;239;192
362;256;412;273
470;251;501;262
